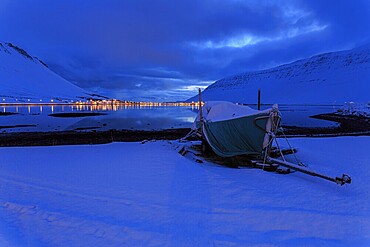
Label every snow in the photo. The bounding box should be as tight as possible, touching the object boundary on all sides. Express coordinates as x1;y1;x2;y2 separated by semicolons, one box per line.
188;45;370;105
338;102;370;117
0;43;90;103
0;137;369;246
198;101;271;122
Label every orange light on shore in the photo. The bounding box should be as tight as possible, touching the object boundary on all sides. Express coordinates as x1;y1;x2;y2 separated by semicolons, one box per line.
0;97;201;109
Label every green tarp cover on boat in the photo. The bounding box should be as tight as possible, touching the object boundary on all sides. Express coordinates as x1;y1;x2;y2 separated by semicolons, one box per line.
197;101;273;157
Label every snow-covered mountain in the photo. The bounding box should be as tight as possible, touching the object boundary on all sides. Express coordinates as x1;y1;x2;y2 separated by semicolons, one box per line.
0;42;93;103
189;44;370;104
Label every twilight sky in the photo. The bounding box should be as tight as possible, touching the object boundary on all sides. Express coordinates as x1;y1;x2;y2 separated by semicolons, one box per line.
1;0;369;101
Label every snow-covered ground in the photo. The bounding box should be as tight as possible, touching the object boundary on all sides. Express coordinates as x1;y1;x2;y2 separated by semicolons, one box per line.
338;102;370;117
0;137;369;246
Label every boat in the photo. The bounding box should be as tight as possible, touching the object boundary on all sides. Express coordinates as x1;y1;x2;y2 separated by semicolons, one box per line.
183;100;351;186
195;101;280;158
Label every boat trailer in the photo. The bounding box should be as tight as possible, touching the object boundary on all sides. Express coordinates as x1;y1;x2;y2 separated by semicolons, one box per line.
178;137;351;186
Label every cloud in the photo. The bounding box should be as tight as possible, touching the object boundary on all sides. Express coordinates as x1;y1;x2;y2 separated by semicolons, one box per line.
0;0;369;101
190;23;328;49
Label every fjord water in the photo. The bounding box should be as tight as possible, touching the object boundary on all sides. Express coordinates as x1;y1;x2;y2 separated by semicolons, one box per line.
0;104;338;132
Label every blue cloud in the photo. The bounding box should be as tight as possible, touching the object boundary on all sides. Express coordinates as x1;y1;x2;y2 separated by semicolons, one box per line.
0;0;369;101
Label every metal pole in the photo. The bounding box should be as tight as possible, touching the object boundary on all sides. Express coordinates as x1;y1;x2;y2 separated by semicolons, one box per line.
268;157;351;185
258;88;261;110
198;88;203;132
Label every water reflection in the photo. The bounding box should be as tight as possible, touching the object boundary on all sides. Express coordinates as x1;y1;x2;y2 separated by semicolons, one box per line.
0;105;199;132
0;104;337;132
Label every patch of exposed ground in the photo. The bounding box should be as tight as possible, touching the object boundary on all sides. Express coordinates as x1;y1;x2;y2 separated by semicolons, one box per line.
49;113;107;117
0;129;190;147
0;112;18;116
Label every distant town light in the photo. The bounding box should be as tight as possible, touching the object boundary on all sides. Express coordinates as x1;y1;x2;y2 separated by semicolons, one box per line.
51;99;54;102
28;99;30;102
2;98;5;101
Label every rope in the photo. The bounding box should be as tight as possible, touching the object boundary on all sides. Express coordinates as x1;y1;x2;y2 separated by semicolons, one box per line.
273;136;286;162
280;127;307;167
270;109;306;168
263;110;280;164
263;134;274;164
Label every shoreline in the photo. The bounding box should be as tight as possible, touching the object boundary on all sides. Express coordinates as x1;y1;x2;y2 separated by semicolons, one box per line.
282;113;370;137
0;114;369;147
0;129;191;147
